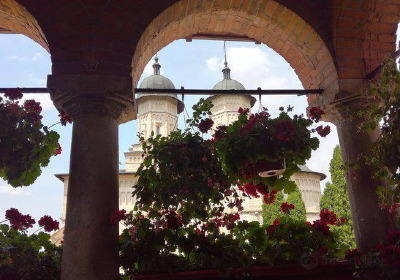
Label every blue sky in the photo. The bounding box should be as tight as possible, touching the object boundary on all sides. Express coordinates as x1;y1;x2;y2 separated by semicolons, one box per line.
1;28;398;223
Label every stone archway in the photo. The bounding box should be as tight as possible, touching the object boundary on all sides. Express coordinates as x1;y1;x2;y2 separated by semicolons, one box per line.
0;0;48;50
132;0;338;93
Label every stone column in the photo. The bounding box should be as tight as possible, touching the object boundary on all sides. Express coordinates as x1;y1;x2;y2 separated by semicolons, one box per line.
48;75;134;280
324;95;390;252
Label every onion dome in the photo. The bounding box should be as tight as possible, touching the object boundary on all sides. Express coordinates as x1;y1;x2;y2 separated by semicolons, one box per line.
211;61;256;107
137;57;183;113
212;61;246;91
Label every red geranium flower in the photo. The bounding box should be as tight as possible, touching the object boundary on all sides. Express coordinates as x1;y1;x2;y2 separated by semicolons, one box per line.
59;110;73;126
266;218;280;235
165;210;183;230
311;220;331;236
5;208;35;231
280;202;295;213
316;125;331;137
319;209;337;225
4;88;23;101
38;215;60;232
198;118;214;133
263;190;277;205
345;249;362;264
110;209;128;225
55;143;62;156
238;107;250;115
242;182;259;198
309;106;325;122
274;119;295;141
23;99;43;123
213;125;227;141
254;183;269;195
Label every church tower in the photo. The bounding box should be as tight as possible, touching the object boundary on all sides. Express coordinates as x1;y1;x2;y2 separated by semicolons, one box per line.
124;57;184;172
207;60;256;130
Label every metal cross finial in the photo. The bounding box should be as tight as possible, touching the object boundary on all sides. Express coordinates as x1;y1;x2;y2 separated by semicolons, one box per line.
153;54;161;75
222;41;231;79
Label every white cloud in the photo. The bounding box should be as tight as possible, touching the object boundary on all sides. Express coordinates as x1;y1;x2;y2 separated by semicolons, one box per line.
1;93;54;111
0;185;32;196
206;57;219;72
25;73;46;86
7;52;44;63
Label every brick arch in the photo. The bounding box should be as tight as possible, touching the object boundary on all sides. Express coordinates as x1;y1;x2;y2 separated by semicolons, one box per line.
0;0;48;50
132;0;338;93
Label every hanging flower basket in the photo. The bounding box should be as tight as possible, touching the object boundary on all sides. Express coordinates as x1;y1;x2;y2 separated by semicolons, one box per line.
212;107;321;193
257;158;286;178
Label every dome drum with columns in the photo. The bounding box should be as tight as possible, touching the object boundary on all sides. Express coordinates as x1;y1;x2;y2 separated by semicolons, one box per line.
53;56;326;242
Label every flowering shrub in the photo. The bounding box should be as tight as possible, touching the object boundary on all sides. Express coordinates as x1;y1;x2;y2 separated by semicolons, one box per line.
213;106;324;193
0;209;62;280
0;90;71;187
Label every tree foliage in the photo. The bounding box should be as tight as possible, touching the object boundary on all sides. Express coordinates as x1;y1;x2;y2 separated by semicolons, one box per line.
262;187;306;225
320;145;355;250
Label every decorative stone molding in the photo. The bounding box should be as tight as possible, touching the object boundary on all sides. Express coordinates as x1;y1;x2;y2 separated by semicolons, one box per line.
307;78;378;125
47;75;136;122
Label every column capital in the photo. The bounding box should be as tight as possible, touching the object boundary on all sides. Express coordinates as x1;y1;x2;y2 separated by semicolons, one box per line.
47;75;136;122
307;79;379;125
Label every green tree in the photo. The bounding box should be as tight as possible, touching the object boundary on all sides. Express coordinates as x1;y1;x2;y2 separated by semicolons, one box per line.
287;187;307;223
262;187;306;225
320;145;356;250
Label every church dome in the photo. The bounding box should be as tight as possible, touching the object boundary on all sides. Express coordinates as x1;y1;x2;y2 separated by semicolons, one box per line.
137;57;178;100
212;61;246;91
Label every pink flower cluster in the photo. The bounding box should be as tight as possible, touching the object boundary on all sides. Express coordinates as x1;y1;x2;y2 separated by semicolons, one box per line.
198;118;214;133
210;212;240;230
238;182;270;198
55;143;62;156
274;120;295;141
110;209;128;225
5;208;35;231
266;218;280;235
23;99;43;124
309;106;325;122
316;125;330;137
38;215;60;232
239;111;270;136
280;202;295;213
3;208;60;232
263;190;278;205
59;110;73;126
4;88;23;101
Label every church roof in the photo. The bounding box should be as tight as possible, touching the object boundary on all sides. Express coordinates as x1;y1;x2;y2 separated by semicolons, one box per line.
298;165;326;181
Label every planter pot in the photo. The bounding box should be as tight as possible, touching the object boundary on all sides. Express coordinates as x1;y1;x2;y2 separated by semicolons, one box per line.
256;159;286;178
130;263;355;280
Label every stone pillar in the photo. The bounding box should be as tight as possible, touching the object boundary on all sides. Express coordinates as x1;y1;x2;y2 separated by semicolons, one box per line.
324;94;390;252
48;75;134;280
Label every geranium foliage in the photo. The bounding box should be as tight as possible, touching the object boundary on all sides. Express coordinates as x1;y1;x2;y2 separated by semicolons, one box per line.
0;90;62;187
